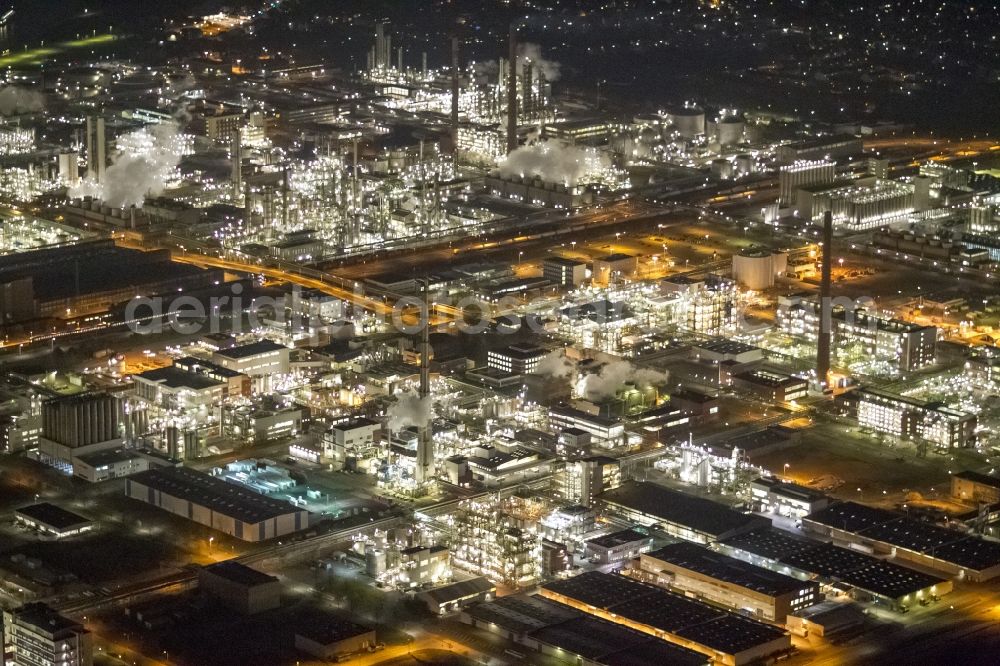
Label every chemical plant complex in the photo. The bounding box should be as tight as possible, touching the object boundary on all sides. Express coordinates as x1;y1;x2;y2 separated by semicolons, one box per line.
0;1;1000;665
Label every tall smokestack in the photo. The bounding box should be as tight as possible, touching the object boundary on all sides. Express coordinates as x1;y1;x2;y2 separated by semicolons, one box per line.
86;116;106;183
282;168;289;229
243;180;251;227
375;23;384;68
96;117;105;183
522;61;533;117
416;279;433;485
817;210;833;387
97;116;108;183
450;35;460;152
419;281;430;399
85;117;94;180
230;129;242;200
506;23;518;154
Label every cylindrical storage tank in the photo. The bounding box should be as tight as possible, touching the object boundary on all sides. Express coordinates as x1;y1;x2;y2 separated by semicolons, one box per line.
716;116;745;146
58;151;79;184
771;251;788;276
365;548;387;577
710;158;733;179
732;248;777;290
735;153;754;175
670;107;705;138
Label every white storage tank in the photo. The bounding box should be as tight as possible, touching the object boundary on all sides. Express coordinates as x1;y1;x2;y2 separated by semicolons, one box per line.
732;247;788;290
670;106;705;139
58;151;79;185
716;116;746;146
365;548;387;577
735;153;755;175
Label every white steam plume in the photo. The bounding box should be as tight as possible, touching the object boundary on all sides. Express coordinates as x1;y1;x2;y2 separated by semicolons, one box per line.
0;86;45;115
162;72;198;97
499;140;610;187
533;350;576;379
577;360;669;402
473;60;500;79
386;390;434;433
517;43;560;82
69;122;187;208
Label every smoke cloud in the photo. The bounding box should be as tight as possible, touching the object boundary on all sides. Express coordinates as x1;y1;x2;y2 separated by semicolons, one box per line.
577;360;669;402
0;86;45;115
472;60;500;79
499;140;610;186
162;72;198;97
68;122;187;208
386;390;434;433
161;73;199;122
533;350;576;379
517;43;560;82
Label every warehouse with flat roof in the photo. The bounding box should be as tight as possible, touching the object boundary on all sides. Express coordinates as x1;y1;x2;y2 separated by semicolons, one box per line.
585;528;655;564
199;561;281;614
637;542;820;623
720;527;953;610
294;612;376;660
600;481;770;543
463;593;708;666
14;503;94;538
803;502;1000;582
529;615;708;666
125;466;309;542
540;571;790;666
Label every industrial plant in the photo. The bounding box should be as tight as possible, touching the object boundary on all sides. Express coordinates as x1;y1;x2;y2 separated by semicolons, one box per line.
0;1;999;666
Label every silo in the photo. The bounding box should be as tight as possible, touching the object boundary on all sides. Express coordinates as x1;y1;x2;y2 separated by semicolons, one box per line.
716;116;745;146
366;548;387;577
735;153;755;176
58;151;79;185
670;107;705;139
710;158;733;179
732;248;784;290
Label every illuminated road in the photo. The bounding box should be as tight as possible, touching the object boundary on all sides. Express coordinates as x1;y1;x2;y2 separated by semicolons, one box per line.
111;198;679;331
170;251;394;315
171;251;467;329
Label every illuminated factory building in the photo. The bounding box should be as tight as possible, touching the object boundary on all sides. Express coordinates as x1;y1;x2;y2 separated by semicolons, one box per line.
840;387;977;450
777;297;938;372
795;178;924;230
2;603;93;666
778;159;835;207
